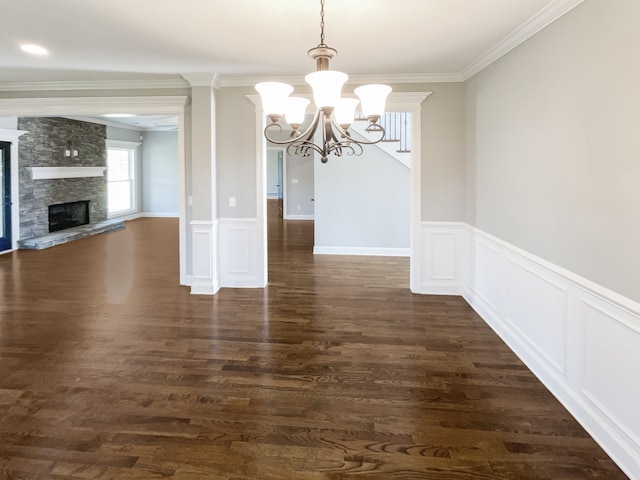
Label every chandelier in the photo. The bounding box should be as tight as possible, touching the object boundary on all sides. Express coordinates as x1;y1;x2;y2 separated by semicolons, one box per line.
255;0;391;163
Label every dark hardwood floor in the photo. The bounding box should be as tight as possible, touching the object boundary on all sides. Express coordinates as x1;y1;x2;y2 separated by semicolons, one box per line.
0;206;628;479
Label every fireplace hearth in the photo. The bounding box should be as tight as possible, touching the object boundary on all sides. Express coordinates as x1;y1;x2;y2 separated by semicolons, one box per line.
48;201;90;233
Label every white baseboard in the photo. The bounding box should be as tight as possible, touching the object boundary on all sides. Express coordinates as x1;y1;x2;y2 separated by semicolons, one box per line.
110;212;142;222
284;214;314;221
141;212;179;218
459;225;640;479
313;246;409;257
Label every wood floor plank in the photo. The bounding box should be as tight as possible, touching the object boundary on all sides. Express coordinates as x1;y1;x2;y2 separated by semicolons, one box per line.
0;204;629;479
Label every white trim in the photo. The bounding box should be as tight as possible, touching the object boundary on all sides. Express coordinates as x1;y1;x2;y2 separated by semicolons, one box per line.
0;96;189;116
180;73;221;89
0;79;189;92
407;93;431;293
249;92;428;289
313;246;410;257
457;224;640;479
284;215;314;221
109;212;143;222
28;166;106;180
418;221;467;295
221;73;463;87
141;212;179;218
0;96;188;285
461;0;585;80
218;218;262;288
190;220;220;295
247;94;269;288
105;139;142;149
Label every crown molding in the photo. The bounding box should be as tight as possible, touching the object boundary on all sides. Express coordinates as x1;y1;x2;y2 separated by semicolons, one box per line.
180;73;222;88
461;0;585;80
220;72;463;88
0;78;189;92
0;96;189;116
0;0;583;93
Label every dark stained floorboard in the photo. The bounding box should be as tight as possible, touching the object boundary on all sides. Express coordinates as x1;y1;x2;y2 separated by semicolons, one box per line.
0;204;628;479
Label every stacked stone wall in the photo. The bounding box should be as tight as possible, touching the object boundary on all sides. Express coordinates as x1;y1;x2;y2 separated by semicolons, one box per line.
17;117;107;239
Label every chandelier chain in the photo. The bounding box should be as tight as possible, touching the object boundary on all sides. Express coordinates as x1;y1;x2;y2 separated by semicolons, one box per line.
319;0;326;47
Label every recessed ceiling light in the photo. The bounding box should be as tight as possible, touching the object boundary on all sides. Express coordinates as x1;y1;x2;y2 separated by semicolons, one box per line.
103;114;135;118
20;44;49;56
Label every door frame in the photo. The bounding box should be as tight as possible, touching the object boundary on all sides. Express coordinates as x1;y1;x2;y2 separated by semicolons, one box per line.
0;98;187;278
249;91;431;292
0;129;27;251
0;141;11;252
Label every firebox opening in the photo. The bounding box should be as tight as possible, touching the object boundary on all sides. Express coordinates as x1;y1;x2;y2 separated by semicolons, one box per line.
48;201;90;233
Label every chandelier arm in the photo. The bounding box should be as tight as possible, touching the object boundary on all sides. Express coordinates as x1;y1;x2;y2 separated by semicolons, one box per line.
325;139;363;157
263;109;322;147
329;115;387;145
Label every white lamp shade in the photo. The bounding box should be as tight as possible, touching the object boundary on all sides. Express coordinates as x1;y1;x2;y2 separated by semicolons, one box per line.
305;70;348;109
354;84;392;118
334;98;360;126
284;97;310;126
255;82;294;116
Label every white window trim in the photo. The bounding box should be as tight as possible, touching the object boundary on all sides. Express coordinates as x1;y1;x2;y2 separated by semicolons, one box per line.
106;139;141;218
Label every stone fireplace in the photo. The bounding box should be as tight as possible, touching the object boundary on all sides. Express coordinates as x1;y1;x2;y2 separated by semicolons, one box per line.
48;200;90;233
17;117;108;240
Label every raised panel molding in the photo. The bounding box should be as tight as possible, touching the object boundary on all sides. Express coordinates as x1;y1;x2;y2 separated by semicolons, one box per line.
582;299;640;452
503;256;568;375
218;218;261;288
460;225;640;479
190;220;219;295
419;222;466;295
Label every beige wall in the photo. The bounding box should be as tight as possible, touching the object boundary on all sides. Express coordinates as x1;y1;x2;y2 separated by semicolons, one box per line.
212;83;467;222
465;0;640;302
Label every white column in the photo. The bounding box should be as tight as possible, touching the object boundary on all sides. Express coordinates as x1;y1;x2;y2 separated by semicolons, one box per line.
183;74;220;294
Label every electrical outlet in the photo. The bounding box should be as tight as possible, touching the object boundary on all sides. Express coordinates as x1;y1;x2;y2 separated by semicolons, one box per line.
229;196;236;207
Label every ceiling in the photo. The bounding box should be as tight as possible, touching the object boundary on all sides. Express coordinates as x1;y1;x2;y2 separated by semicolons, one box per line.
0;0;579;85
1;0;581;130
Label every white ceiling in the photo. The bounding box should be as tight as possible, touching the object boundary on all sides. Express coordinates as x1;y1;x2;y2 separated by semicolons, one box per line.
1;0;579;85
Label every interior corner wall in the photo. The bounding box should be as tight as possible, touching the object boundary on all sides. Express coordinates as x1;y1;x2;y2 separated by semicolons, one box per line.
418;83;466;222
465;0;640;303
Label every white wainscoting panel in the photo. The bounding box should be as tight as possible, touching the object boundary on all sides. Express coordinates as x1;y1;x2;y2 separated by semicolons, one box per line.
190;220;219;295
219;218;261;288
467;237;501;315
582;298;640;452
419;222;466;295
461;226;640;479
504;256;568;375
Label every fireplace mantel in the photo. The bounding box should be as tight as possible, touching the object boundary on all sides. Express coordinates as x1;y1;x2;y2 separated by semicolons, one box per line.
28;166;107;180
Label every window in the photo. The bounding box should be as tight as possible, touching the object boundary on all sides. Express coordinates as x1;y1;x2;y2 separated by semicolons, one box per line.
106;141;139;216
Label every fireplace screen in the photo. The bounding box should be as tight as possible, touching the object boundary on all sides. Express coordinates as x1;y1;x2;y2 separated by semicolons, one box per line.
48;201;90;233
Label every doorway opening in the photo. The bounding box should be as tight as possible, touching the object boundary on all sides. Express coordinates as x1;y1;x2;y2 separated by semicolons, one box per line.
0;141;11;252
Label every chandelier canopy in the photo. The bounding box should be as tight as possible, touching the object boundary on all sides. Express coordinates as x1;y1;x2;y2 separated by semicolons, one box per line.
255;0;391;163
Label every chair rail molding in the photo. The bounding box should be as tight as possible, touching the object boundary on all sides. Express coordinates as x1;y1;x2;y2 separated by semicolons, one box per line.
461;225;640;479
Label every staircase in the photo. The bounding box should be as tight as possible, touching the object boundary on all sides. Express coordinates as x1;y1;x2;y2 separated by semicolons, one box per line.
351;112;412;168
